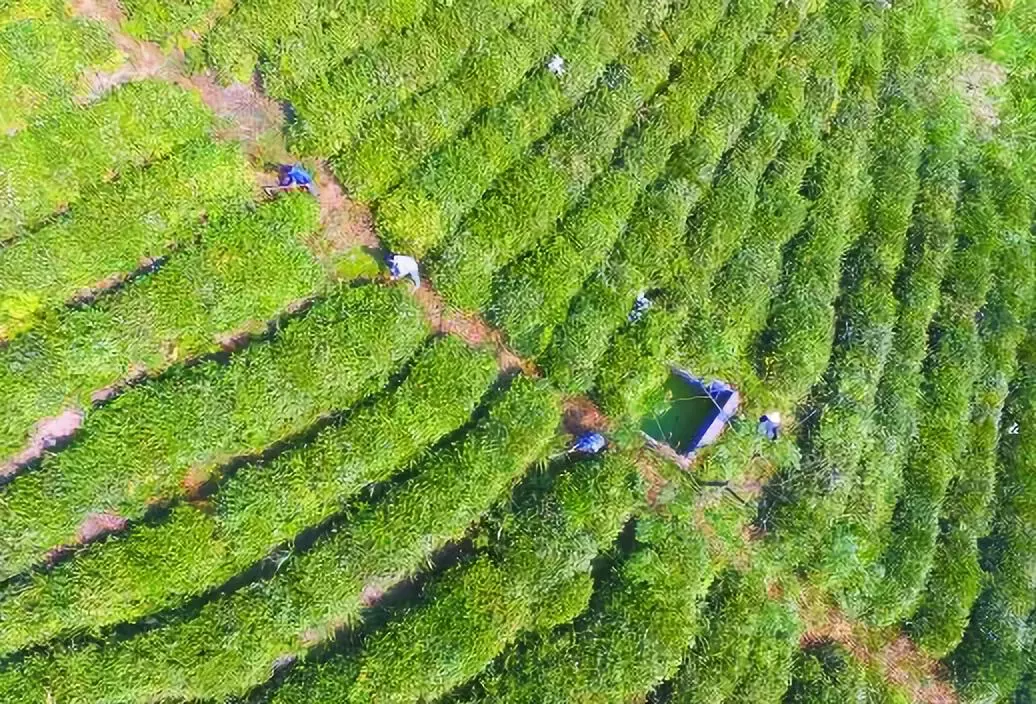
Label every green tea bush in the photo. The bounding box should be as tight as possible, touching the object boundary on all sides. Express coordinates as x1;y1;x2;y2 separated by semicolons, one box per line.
0;140;253;341
121;0;217;40
867;157;1002;626
428;0;724;311
488;0;804;357
0;284;427;579
0;193;322;460
269;452;639;704
590;0;863;421
679;16;843;378
909;152;1034;656
948;328;1036;699
455;493;715;703
761;18;928;570
735;601;802;703
592;294;689;420
374;0;660;255
0;80;214;235
669;570;801;703
694;0;862;379
0;376;559;703
835;94;966;609
332;0;585;201
681;2;829;287
288;0;536;155
669;569;768;703
757;16;883;404
0;0;114;131
785;642;910;704
538;181;693;393
0;336;497;655
204;0;428;86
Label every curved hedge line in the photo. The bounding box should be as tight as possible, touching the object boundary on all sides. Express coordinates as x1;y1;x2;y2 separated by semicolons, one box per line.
486;0;796;356
836;93;965;611
374;0;660;256
867;155;1002;626
909;149;1034;656
0;336;497;655
0;193;323;461
454;497;715;703
0;80;214;236
948;325;1036;701
269;452;639;704
427;0;721;312
287;0;537;155
332;0;585;202
0;376;560;703
0;284;428;580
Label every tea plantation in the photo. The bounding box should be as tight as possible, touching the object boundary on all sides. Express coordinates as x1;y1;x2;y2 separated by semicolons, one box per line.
0;0;1033;701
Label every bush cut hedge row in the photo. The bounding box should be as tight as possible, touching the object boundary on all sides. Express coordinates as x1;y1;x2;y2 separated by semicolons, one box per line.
785;641;910;704
373;0;663;256
428;0;724;312
0;80;214;236
333;0;585;202
757;7;883;405
288;0;539;156
488;0;815;358
0;193;324;462
0;140;254;342
0;376;560;703
909;149;1034;657
0;336;497;656
204;0;429;87
948;326;1036;700
0;0;114;131
669;569;800;703
268;452;640;704
453;488;716;703
835;93;966;611
0;284;428;580
867;155;1003;626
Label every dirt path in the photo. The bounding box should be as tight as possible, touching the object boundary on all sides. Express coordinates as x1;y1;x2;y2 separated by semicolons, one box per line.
799;591;959;704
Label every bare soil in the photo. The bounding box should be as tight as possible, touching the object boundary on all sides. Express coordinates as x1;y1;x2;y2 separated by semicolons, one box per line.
411;285;533;376
75;510;128;543
562;395;610;435
0;408;85;477
799;592;959;704
68;0;184;99
312;162;382;255
955;53;1008;135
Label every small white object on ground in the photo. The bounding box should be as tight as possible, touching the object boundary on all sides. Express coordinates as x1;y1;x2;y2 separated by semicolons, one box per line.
388;254;421;288
547;54;565;76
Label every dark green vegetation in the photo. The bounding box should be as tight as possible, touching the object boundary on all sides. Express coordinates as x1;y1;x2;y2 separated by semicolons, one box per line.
0;0;1032;701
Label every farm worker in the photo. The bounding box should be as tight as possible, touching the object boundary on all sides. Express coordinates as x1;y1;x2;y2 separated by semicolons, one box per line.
547;54;565;76
570;431;606;455
387;254;421;288
269;164;318;196
758;411;781;441
628;292;652;322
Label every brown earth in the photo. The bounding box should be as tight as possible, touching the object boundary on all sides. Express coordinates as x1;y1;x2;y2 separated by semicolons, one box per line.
799;599;959;704
0;408;85;477
68;0;184;99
